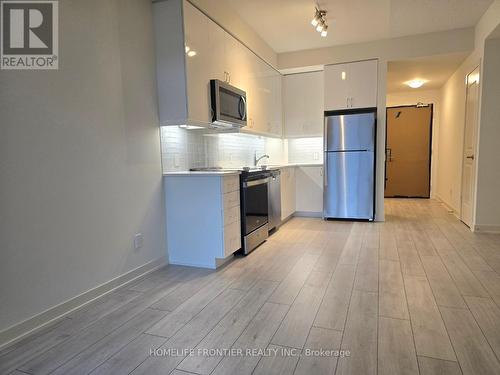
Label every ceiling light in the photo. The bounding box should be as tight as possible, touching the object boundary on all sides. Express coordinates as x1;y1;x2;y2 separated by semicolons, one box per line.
311;11;319;26
311;7;328;37
187;50;197;57
406;79;426;89
185;45;190;53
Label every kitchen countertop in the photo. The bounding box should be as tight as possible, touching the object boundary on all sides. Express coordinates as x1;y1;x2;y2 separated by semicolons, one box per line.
163;170;241;177
268;163;323;169
162;163;323;177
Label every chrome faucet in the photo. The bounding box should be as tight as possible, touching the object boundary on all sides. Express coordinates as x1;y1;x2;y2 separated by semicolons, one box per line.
254;152;270;166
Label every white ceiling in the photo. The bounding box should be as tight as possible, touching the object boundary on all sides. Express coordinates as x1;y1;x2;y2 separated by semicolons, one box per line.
387;53;468;92
226;0;493;53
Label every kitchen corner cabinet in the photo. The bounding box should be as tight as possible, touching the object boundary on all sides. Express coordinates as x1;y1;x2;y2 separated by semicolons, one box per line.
153;0;282;136
283;71;324;138
324;60;378;111
164;174;241;269
280;167;296;220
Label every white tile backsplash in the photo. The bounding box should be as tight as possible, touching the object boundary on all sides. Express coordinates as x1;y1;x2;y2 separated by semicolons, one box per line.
288;137;323;164
160;127;322;173
160;127;286;172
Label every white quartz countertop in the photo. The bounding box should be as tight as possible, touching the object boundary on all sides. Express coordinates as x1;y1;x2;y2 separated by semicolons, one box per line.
269;163;323;168
163;170;241;177
162;163;323;177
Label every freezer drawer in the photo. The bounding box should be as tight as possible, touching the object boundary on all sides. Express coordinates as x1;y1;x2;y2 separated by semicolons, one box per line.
323;151;374;220
324;112;375;152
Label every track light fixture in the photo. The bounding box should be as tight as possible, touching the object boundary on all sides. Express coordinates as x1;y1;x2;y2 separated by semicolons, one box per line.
311;7;328;37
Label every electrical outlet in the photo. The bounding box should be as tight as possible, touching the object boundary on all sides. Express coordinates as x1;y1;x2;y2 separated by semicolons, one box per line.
313;152;319;160
134;233;144;250
174;154;180;168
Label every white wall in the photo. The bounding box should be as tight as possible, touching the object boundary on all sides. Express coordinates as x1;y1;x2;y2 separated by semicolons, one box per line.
435;57;477;212
386;90;441;198
0;0;165;342
475;37;500;230
434;0;500;225
278;28;474;72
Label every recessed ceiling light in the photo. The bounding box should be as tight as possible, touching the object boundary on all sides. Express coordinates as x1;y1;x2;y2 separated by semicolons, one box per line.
406;79;426;89
187;50;197;57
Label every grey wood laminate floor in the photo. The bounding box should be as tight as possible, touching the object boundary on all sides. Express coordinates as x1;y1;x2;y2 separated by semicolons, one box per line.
2;199;500;375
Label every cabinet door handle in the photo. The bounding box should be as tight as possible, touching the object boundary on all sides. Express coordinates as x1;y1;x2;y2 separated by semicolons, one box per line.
350;97;354;108
346;97;349;108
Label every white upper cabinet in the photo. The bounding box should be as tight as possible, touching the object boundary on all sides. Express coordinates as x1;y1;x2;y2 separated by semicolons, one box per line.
283;71;324;138
245;53;282;137
183;2;211;124
153;0;282;135
207;15;227;83
324;60;378;111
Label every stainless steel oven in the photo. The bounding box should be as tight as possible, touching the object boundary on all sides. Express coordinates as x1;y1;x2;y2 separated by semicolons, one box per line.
240;171;270;254
210;79;247;128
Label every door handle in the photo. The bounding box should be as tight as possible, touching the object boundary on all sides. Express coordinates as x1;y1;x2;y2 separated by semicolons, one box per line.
466;155;474;160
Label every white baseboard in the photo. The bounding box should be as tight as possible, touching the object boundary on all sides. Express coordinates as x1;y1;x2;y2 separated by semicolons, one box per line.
435;195;461;220
294;211;323;218
0;256;167;350
474;224;500;233
169;259;216;269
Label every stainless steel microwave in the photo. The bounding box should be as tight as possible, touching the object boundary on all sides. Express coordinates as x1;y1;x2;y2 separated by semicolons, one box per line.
210;79;247;128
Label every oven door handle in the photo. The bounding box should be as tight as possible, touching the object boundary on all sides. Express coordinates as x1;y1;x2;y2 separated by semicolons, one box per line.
243;178;269;188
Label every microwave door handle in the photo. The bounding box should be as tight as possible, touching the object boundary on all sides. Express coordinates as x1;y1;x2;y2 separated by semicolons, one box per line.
239;96;247;120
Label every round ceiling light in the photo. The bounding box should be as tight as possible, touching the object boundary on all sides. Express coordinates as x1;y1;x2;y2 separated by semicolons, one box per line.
406;79;427;89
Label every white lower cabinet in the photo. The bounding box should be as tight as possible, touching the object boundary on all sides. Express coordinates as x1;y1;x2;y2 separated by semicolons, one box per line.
295;166;324;215
164;173;241;269
280;167;296;220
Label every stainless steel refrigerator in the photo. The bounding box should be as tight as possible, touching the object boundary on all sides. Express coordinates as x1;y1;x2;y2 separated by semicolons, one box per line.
323;108;376;220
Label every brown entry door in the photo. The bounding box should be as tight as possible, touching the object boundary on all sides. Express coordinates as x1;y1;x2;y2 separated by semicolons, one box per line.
385;105;432;198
